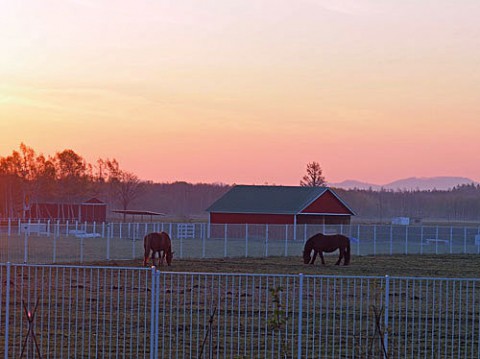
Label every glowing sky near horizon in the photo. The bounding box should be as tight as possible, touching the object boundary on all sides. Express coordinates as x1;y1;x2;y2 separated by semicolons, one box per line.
1;0;480;185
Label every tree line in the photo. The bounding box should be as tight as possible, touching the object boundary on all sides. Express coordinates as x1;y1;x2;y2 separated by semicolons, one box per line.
0;143;146;219
1;145;479;222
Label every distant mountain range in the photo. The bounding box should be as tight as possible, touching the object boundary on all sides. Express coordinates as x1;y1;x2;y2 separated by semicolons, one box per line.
329;176;479;191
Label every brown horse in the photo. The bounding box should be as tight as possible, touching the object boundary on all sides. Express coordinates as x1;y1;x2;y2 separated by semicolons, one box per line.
303;233;351;265
143;232;173;267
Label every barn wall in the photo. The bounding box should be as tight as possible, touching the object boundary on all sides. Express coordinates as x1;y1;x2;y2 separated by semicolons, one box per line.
29;203;80;221
81;204;107;222
296;214;351;225
302;190;353;215
210;212;294;224
28;202;106;222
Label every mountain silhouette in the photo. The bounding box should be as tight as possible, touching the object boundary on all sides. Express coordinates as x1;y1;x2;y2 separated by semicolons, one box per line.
329;176;477;191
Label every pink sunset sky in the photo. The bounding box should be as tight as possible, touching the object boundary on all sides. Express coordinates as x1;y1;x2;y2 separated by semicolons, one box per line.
1;0;480;186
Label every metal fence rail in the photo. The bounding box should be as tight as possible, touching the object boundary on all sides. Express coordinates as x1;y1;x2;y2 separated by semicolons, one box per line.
1;264;479;358
0;264;154;359
1;220;480;264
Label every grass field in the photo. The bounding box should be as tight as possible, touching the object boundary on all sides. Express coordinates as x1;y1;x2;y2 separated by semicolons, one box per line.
2;254;480;358
84;253;480;278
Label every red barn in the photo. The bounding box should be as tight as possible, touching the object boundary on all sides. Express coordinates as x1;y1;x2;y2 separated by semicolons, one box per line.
206;185;355;226
27;197;107;223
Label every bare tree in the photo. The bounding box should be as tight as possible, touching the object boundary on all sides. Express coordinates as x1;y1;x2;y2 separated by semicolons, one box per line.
300;161;326;187
110;171;146;221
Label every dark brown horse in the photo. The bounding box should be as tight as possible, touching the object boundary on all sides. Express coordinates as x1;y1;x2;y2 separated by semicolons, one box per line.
303;233;351;265
143;232;173;267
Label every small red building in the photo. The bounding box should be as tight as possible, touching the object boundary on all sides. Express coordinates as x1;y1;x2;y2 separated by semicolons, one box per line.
206;185;355;226
27;197;107;223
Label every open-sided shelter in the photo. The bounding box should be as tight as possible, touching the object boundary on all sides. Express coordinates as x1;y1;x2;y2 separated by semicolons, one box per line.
27;197;107;222
206;185;355;226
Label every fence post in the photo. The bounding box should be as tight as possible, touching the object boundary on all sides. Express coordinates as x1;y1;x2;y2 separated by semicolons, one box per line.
405;226;408;255
297;273;304;359
224;224;228;258
245;224;249;258
53;229;57;263
420;226;424;254
180;235;184;259
265;224;269;257
23;231;28;264
106;232;111;261
202;225;206;258
389;225;393;255
383;275;390;358
449;226;453;254
150;267;158;359
132;232;136;259
4;262;11;359
357;225;361;256
80;237;84;263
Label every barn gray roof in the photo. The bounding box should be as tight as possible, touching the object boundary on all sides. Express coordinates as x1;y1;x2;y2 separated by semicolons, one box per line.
206;185;354;215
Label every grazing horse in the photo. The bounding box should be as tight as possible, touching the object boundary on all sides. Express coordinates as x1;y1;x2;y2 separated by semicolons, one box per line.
143;232;173;267
303;233;351;265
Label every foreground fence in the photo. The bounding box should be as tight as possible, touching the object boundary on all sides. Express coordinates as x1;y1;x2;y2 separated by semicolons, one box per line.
1;263;479;358
1;220;480;264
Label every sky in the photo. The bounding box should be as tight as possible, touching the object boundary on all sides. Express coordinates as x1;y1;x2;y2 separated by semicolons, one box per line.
1;0;480;186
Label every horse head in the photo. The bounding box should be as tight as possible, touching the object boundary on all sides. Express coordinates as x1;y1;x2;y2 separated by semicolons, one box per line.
166;250;174;266
302;249;311;264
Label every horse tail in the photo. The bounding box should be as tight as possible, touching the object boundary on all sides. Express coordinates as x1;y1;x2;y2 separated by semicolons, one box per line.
143;233;152;266
302;237;313;264
344;238;351;265
143;233;150;250
349;236;359;243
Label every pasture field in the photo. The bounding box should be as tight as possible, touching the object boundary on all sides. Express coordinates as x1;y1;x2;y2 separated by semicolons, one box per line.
84;253;480;278
2;255;480;358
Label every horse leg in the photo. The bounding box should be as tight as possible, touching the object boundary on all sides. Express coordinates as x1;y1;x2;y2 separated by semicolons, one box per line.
143;249;151;267
319;252;326;265
154;251;160;267
310;251;318;264
151;251;156;267
335;249;343;265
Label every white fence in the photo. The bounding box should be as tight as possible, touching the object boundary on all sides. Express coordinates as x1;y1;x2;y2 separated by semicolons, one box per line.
1;220;480;264
1;263;479;358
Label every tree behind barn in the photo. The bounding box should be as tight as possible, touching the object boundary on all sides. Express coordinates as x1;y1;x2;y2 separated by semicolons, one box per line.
300;161;326;187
